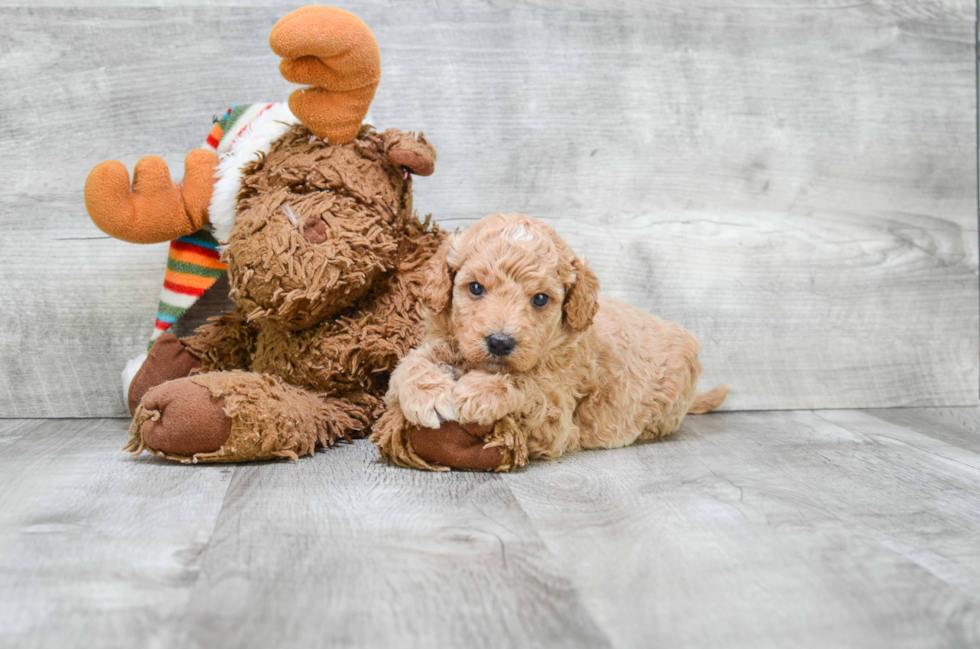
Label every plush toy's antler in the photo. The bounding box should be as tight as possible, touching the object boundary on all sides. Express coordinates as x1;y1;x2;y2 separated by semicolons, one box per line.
84;149;219;244
270;5;381;144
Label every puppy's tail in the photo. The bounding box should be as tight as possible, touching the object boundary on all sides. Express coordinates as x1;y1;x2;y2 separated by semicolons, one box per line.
688;385;729;414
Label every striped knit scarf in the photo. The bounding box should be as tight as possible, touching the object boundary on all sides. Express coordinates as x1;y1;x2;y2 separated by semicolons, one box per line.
151;230;225;345
149;104;267;346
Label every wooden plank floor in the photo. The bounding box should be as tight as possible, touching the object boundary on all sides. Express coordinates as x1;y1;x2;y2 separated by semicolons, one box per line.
2;408;979;648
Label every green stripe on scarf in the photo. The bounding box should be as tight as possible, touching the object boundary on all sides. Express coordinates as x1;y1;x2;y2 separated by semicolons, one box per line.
219;105;253;140
166;258;226;278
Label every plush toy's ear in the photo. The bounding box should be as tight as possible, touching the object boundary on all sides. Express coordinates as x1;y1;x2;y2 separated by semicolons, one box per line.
421;234;456;314
383;129;436;176
563;257;600;332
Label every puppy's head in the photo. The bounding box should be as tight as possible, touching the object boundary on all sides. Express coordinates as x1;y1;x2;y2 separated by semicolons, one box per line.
422;213;599;372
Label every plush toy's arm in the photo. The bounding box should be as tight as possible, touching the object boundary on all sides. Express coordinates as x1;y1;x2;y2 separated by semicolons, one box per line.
84;148;218;244
376;342;538;472
182;306;256;372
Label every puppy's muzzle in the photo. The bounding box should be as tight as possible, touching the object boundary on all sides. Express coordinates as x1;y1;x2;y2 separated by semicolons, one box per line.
485;333;516;357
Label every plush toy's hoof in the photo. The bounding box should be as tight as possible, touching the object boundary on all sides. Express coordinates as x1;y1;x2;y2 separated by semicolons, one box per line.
407;421;503;471
137;379;232;456
128;334;202;415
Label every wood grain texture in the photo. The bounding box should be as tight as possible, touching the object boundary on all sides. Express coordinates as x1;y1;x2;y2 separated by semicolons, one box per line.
866;406;980;454
0;418;234;649
176;441;608;649
0;0;976;416
3;408;980;647
502;408;980;648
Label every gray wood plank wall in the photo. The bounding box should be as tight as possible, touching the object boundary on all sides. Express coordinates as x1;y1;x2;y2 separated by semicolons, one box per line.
0;0;976;417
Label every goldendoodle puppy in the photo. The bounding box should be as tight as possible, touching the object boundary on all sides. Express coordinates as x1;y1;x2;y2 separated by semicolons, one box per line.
372;213;727;471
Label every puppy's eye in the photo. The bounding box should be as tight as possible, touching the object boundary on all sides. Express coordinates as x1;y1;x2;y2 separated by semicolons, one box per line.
532;293;550;307
468;282;485;297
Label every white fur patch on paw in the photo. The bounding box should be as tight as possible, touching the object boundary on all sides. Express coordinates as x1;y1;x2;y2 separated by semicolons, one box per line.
121;352;147;404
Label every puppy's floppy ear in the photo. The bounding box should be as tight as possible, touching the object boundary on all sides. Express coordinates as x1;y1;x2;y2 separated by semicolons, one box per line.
421;234;456;314
563;257;600;332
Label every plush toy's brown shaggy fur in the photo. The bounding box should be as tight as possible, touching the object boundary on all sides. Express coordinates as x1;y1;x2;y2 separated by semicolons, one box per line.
373;213;728;471
125;124;444;462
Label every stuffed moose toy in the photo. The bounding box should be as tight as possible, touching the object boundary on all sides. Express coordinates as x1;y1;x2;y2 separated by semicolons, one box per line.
85;6;499;464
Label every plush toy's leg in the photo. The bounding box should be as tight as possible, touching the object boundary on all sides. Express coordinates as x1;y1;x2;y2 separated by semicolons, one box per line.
127;334;203;415
125;370;366;463
129;378;231;457
340;390;384;439
371;407;527;473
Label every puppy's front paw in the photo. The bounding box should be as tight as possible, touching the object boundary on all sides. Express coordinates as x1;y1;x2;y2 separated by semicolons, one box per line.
454;371;520;426
398;380;456;429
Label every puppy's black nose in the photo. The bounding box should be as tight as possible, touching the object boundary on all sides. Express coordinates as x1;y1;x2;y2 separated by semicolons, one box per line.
485;333;516;357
